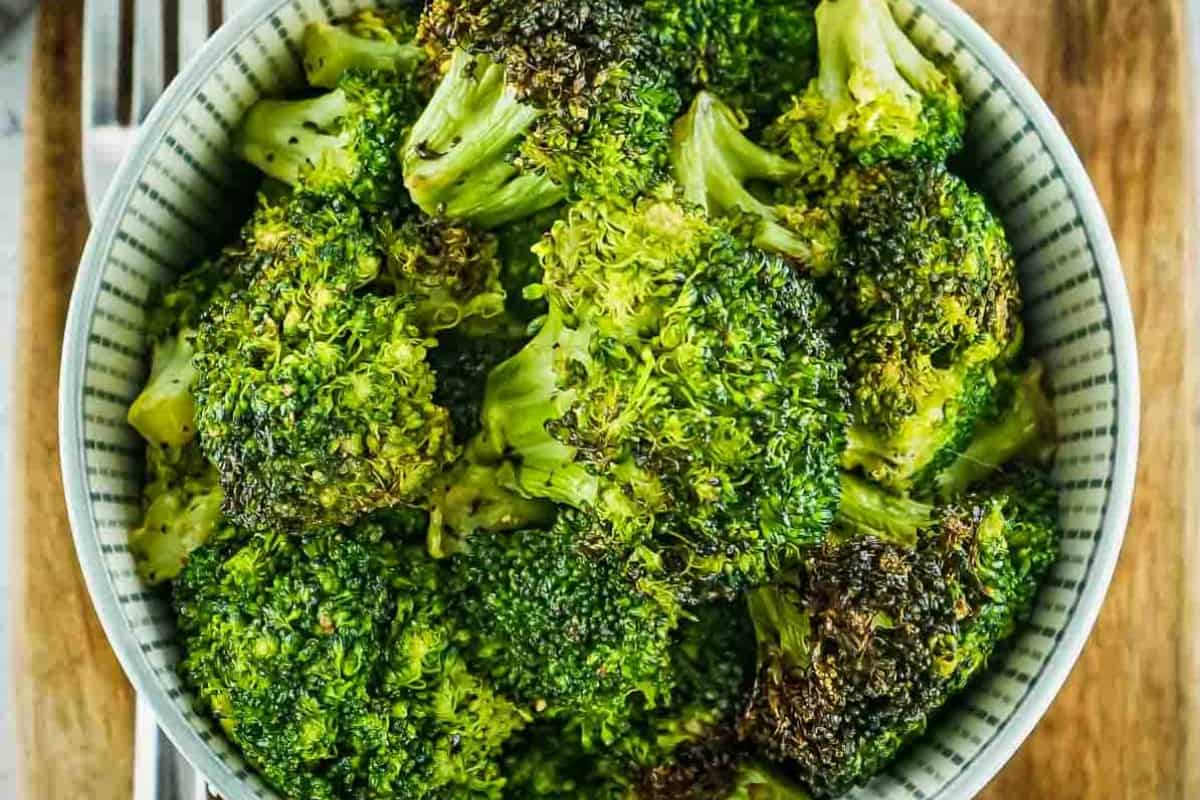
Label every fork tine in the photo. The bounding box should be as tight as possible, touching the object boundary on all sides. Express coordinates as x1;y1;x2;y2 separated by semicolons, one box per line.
131;0;165;123
178;0;210;70
83;0;121;129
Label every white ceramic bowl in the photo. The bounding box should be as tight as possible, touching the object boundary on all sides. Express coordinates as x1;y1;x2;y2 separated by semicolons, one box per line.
59;2;1140;798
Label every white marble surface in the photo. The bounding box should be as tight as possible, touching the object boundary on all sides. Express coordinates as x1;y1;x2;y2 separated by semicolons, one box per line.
0;11;34;798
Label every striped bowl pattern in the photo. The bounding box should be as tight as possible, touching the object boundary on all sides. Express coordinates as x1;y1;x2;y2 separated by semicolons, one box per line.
59;1;1140;798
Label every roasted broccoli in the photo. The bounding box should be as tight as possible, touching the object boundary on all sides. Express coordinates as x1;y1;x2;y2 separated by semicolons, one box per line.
174;518;525;800
375;213;508;333
462;191;846;596
237;10;425;208
128;442;227;585
452;511;682;743
403;0;680;227
645;0;819;123
192;191;457;532
768;0;965;188
740;469;1061;796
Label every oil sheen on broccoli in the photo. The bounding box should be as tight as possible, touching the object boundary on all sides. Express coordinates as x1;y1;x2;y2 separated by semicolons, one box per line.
740;470;1061;797
174;516;525;800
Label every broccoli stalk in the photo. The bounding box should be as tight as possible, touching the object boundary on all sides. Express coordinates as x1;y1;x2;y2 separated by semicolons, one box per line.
836;472;933;547
302;20;423;88
769;0;965;181
725;764;813;799
671;91;842;270
426;460;556;558
403;51;565;228
126;328;199;448
236;91;357;188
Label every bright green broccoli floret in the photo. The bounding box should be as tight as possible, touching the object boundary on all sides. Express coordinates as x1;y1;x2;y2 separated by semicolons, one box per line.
452;512;681;743
466;191;845;597
403;0;680;227
193;192;457;532
237;11;425;207
768;0;965;188
128;442;227;585
375;213;508;333
174;519;525;800
739;469;1061;797
645;0;819;122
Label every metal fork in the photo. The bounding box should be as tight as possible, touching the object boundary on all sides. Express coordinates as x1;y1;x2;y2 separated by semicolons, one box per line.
83;6;229;799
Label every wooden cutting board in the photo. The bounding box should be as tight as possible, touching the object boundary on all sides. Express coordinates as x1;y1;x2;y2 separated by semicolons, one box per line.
10;2;1194;799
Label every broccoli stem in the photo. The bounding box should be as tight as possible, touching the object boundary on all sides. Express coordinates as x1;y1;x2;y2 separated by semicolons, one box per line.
747;585;812;672
814;0;931;113
404;50;565;228
302;22;424;88
935;363;1056;498
672;91;826;264
235;90;354;187
127;329;199;448
475;310;599;508
835;472;932;548
426;461;556;558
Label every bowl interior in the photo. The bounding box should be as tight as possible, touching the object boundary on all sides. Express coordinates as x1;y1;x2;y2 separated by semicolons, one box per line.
60;1;1138;798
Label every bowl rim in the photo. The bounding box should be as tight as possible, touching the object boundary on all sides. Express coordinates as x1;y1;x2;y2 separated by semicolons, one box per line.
58;1;1141;799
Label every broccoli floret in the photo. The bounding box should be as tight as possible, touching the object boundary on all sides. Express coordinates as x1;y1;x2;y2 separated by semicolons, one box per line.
403;1;680;227
826;162;1022;492
302;9;423;89
928;361;1057;498
739;469;1061;797
128;442;227;585
672;91;840;269
128;253;246;447
174;519;525;800
768;0;964;188
237;12;425;208
645;0;819;122
193;192;457;532
468;191;846;597
376;213;508;333
451;512;682;743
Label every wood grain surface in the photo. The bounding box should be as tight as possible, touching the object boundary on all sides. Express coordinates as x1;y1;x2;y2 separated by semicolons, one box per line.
10;2;135;799
7;2;1194;799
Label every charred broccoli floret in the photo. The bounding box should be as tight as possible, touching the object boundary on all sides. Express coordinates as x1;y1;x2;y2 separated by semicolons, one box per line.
739;470;1061;797
645;0;819;122
174;518;525;800
376;213;508;333
452;511;682;743
237;10;425;207
403;0;680;227
462;191;846;597
193;192;457;532
768;0;964;188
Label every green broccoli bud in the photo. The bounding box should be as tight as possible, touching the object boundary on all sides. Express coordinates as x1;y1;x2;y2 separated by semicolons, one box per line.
127;328;199;448
740;469;1061;796
376;213;508;333
302;10;423;89
452;512;681;744
193;192;458;532
768;0;965;187
175;521;525;800
646;0;819;123
128;442;226;585
472;193;846;597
